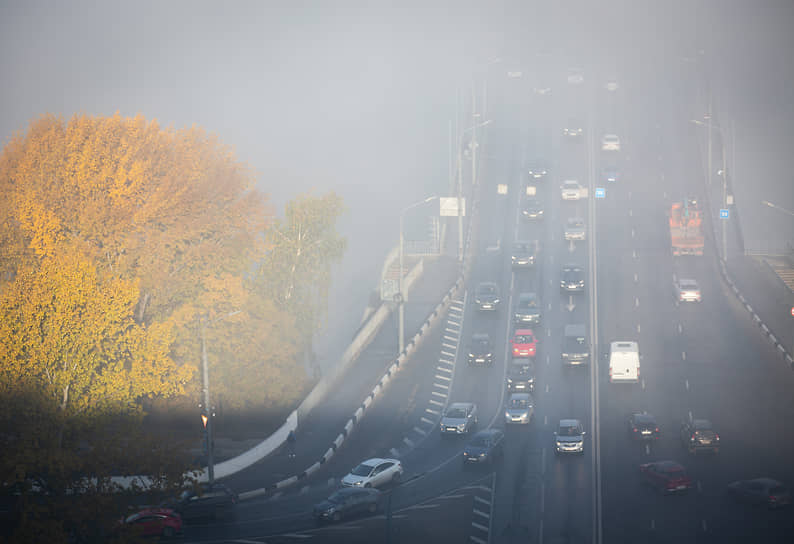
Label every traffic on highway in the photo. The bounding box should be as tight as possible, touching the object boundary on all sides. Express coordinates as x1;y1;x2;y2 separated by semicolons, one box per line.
167;45;793;544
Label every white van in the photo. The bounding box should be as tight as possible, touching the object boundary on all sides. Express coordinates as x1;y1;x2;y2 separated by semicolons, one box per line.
608;341;640;383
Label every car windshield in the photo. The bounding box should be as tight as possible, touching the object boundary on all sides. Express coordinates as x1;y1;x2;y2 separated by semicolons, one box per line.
469;436;489;447
693;420;712;430
327;491;346;503
478;285;496;295
564;182;578;188
473;339;489;349
559;425;581;436
514;334;532;343
568;219;584;227
510;398;529;408
351;463;374;476
445;407;467;418
514;243;530;252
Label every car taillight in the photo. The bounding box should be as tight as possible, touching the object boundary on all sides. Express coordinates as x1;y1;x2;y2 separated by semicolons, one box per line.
632;427;637;433
690;434;696;441
715;434;720;441
655;428;659;432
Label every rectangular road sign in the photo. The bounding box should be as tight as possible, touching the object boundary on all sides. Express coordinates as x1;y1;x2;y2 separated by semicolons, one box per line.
440;197;465;217
595;187;606;199
720;209;729;219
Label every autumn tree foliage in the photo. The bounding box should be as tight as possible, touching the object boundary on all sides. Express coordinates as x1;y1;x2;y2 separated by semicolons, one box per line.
0;113;346;541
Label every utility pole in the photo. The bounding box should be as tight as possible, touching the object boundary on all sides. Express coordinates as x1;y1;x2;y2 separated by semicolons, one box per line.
707;97;713;188
722;132;728;262
471;85;478;188
200;320;214;484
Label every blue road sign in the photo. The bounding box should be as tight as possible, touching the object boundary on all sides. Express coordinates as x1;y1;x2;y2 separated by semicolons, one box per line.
595;187;606;199
720;209;729;219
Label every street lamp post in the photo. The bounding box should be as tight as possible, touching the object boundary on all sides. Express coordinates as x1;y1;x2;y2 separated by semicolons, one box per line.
456;118;493;262
692;112;730;261
200;310;241;484
399;197;437;355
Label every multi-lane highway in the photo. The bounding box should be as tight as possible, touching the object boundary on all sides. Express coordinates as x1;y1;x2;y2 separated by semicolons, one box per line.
177;43;793;544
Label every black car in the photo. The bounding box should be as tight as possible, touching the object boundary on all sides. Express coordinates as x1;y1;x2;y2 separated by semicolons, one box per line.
526;160;549;181
313;488;380;523
474;281;501;311
628;412;660;441
467;333;494;366
522;197;544;220
171;482;237;521
561;324;589;365
727;478;791;509
563;118;583;139
506;358;535;392
513;292;541;325
603;165;619;183
462;429;505;466
560;265;584;292
680;419;719;454
511;240;537;269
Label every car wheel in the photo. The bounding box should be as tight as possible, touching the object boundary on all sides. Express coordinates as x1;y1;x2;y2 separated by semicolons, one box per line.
332;511;342;522
163;527;174;538
364;482;372;488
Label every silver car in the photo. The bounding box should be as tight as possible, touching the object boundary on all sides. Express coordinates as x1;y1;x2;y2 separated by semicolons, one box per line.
440;402;478;435
564;217;586;241
560;180;584;200
504;393;534;425
555;419;585;454
674;278;702;302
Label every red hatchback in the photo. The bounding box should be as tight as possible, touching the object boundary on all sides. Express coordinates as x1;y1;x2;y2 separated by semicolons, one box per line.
122;508;183;537
640;461;692;494
511;329;537;358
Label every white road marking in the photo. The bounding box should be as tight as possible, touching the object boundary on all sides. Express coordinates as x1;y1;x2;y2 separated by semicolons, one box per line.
474;495;491;505
688;411;693;422
443;335;457;342
472;521;489;532
629;209;633;217
401;503;440;511
429;399;444;406
403;437;415;447
437;365;453;373
678;323;683;334
544;415;548;426
421;417;435;425
547;329;551;337
473;508;489;518
637;324;641;333
431;390;447;398
645;443;650;455
702;519;707;532
441;348;456;356
542;447;546;475
435;374;451;381
631;228;635;238
390;448;400;458
641;378;646;390
634;273;638;283
425;408;440;415
413;426;427;436
697;481;703;493
682;351;686;361
685;379;690;391
540;481;545;513
635;297;639;307
632;249;637;259
546;384;550;393
434;382;449;390
651;519;655;530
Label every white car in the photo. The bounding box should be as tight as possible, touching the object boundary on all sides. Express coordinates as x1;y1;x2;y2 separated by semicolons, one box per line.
555;419;586;454
533;86;552;96
604;79;619;92
567;67;584;85
601;134;621;151
564;217;586;241
341;458;403;488
560;180;584;200
504;392;534;425
674;278;702;302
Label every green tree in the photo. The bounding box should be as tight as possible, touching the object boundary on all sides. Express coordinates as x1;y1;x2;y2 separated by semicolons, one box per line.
260;192;346;348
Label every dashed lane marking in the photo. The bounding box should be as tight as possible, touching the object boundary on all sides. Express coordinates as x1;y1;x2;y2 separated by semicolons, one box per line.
473;509;489;519
474;496;490;505
434;382;449;390
420;417;435;425
425;408;440;415
403;437;415;447
429;399;444;406
441;349;456;356
413;426;427;436
443;335;458;342
431;390;447;398
435;374;452;381
437;362;454;371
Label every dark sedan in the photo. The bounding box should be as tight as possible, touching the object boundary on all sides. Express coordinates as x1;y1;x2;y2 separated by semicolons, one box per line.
680;419;719;454
560;265;584;292
170;482;237;521
313;488;380;523
467;333;494;366
462;429;504;466
728;478;791;509
628;412;660;441
640;461;692;494
474;281;501;311
522;197;544;220
506;359;535;392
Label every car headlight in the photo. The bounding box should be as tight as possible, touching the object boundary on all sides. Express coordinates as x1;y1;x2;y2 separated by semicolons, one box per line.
505;410;511;418
475;298;481;304
457;423;466;431
493;299;500;304
486;353;493;358
479;452;486;457
561;352;569;357
468;353;475;358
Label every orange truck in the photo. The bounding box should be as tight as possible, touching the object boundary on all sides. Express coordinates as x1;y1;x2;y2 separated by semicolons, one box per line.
669;198;704;256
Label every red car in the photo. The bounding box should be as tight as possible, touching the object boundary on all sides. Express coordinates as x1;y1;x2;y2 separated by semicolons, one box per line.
511;329;537;358
640;461;692;494
121;508;183;537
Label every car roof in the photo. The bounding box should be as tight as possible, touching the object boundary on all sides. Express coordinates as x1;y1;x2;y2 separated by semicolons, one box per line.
679;278;699;285
563;179;580;184
692;419;712;428
127;508;178;520
473;428;502;438
472;333;490;341
514;329;534;335
559;419;581;427
563;264;582;271
518;292;537;300
652;460;684;471
632;412;655;421
359;458;385;466
448;402;474;410
509;392;531;401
